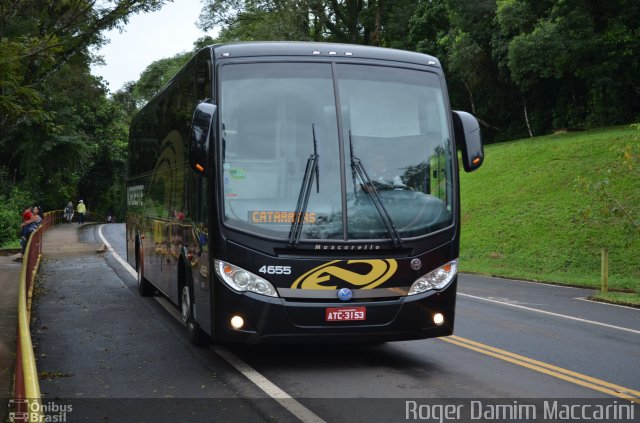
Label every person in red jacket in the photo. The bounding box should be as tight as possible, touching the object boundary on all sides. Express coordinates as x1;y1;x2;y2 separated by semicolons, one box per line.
15;206;42;262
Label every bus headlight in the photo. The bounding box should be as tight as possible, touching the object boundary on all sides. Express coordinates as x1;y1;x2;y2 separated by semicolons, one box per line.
215;259;278;297
408;259;458;295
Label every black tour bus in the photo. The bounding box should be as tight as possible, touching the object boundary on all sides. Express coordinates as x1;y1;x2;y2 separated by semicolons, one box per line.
126;42;483;345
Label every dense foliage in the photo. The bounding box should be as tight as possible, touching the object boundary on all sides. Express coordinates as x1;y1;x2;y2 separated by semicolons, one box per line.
1;0;638;250
0;0;166;245
197;0;639;141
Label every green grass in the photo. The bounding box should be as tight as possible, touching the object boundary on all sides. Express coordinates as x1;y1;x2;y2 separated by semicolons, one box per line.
588;292;640;307
1;240;20;249
459;126;640;292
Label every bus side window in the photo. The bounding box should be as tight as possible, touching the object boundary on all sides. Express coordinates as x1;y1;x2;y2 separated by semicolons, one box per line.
195;53;212;102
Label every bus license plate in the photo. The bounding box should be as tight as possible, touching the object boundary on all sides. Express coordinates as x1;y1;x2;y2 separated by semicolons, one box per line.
326;307;366;321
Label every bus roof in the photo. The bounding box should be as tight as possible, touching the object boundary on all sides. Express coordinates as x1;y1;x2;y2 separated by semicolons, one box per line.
207;42;441;68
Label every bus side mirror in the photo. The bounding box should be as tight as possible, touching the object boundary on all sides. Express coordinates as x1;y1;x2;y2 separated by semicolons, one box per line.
452;110;483;172
190;102;217;175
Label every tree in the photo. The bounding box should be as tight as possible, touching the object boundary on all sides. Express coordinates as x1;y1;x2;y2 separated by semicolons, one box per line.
132;53;191;106
0;0;168;139
198;0;418;46
417;1;505;137
111;82;139;119
0;1;167;217
496;0;640;132
199;0;314;42
408;0;449;57
194;0;639;143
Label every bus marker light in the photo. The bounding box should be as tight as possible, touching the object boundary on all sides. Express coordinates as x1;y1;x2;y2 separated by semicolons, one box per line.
230;315;244;329
195;163;204;172
433;313;444;326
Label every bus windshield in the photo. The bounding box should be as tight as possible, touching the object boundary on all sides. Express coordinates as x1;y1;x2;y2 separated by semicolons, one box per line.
220;62;454;241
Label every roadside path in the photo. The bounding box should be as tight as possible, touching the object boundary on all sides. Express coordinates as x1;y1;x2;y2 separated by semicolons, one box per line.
1;223;94;421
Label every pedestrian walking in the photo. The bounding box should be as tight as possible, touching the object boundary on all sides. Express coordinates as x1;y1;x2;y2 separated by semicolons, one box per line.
77;200;86;224
64;201;74;223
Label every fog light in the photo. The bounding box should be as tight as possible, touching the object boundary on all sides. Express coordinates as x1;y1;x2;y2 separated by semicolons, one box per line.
433;313;444;326
230;315;244;330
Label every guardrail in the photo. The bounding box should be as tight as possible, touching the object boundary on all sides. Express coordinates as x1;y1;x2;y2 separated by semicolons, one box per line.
12;210;105;421
13;214;46;420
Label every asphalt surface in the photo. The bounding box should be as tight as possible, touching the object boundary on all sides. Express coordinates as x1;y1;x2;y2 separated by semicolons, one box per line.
0;250;22;422
455;275;640;388
31;224;299;422
4;223;639;422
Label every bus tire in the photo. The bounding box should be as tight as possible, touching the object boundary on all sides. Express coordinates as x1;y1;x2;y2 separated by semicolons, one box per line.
136;244;155;297
181;283;208;346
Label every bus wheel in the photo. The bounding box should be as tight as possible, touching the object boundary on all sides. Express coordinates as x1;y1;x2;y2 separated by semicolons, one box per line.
181;284;207;346
136;247;155;297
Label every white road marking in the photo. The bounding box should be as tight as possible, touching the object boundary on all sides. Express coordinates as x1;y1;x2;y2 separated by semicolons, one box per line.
574;296;640;310
459;292;640;335
461;273;589;289
97;225;136;283
99;224;326;423
212;345;327;423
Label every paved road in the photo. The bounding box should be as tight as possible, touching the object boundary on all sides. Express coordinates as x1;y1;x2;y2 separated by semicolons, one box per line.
34;225;299;423
0;253;21;420
456;275;640;388
33;224;639;422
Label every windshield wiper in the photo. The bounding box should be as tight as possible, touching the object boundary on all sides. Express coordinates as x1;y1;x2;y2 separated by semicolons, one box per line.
349;131;402;248
288;124;320;247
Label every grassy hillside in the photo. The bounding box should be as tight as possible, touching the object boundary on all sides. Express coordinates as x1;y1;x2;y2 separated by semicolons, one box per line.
459;126;639;292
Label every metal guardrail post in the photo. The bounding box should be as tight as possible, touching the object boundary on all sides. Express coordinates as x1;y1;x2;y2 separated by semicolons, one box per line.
600;248;609;293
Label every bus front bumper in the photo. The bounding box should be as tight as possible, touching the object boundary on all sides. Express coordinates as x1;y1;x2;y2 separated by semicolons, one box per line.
213;279;457;344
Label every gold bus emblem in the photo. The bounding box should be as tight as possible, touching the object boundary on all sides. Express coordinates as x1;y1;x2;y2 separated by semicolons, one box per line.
291;259;398;290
